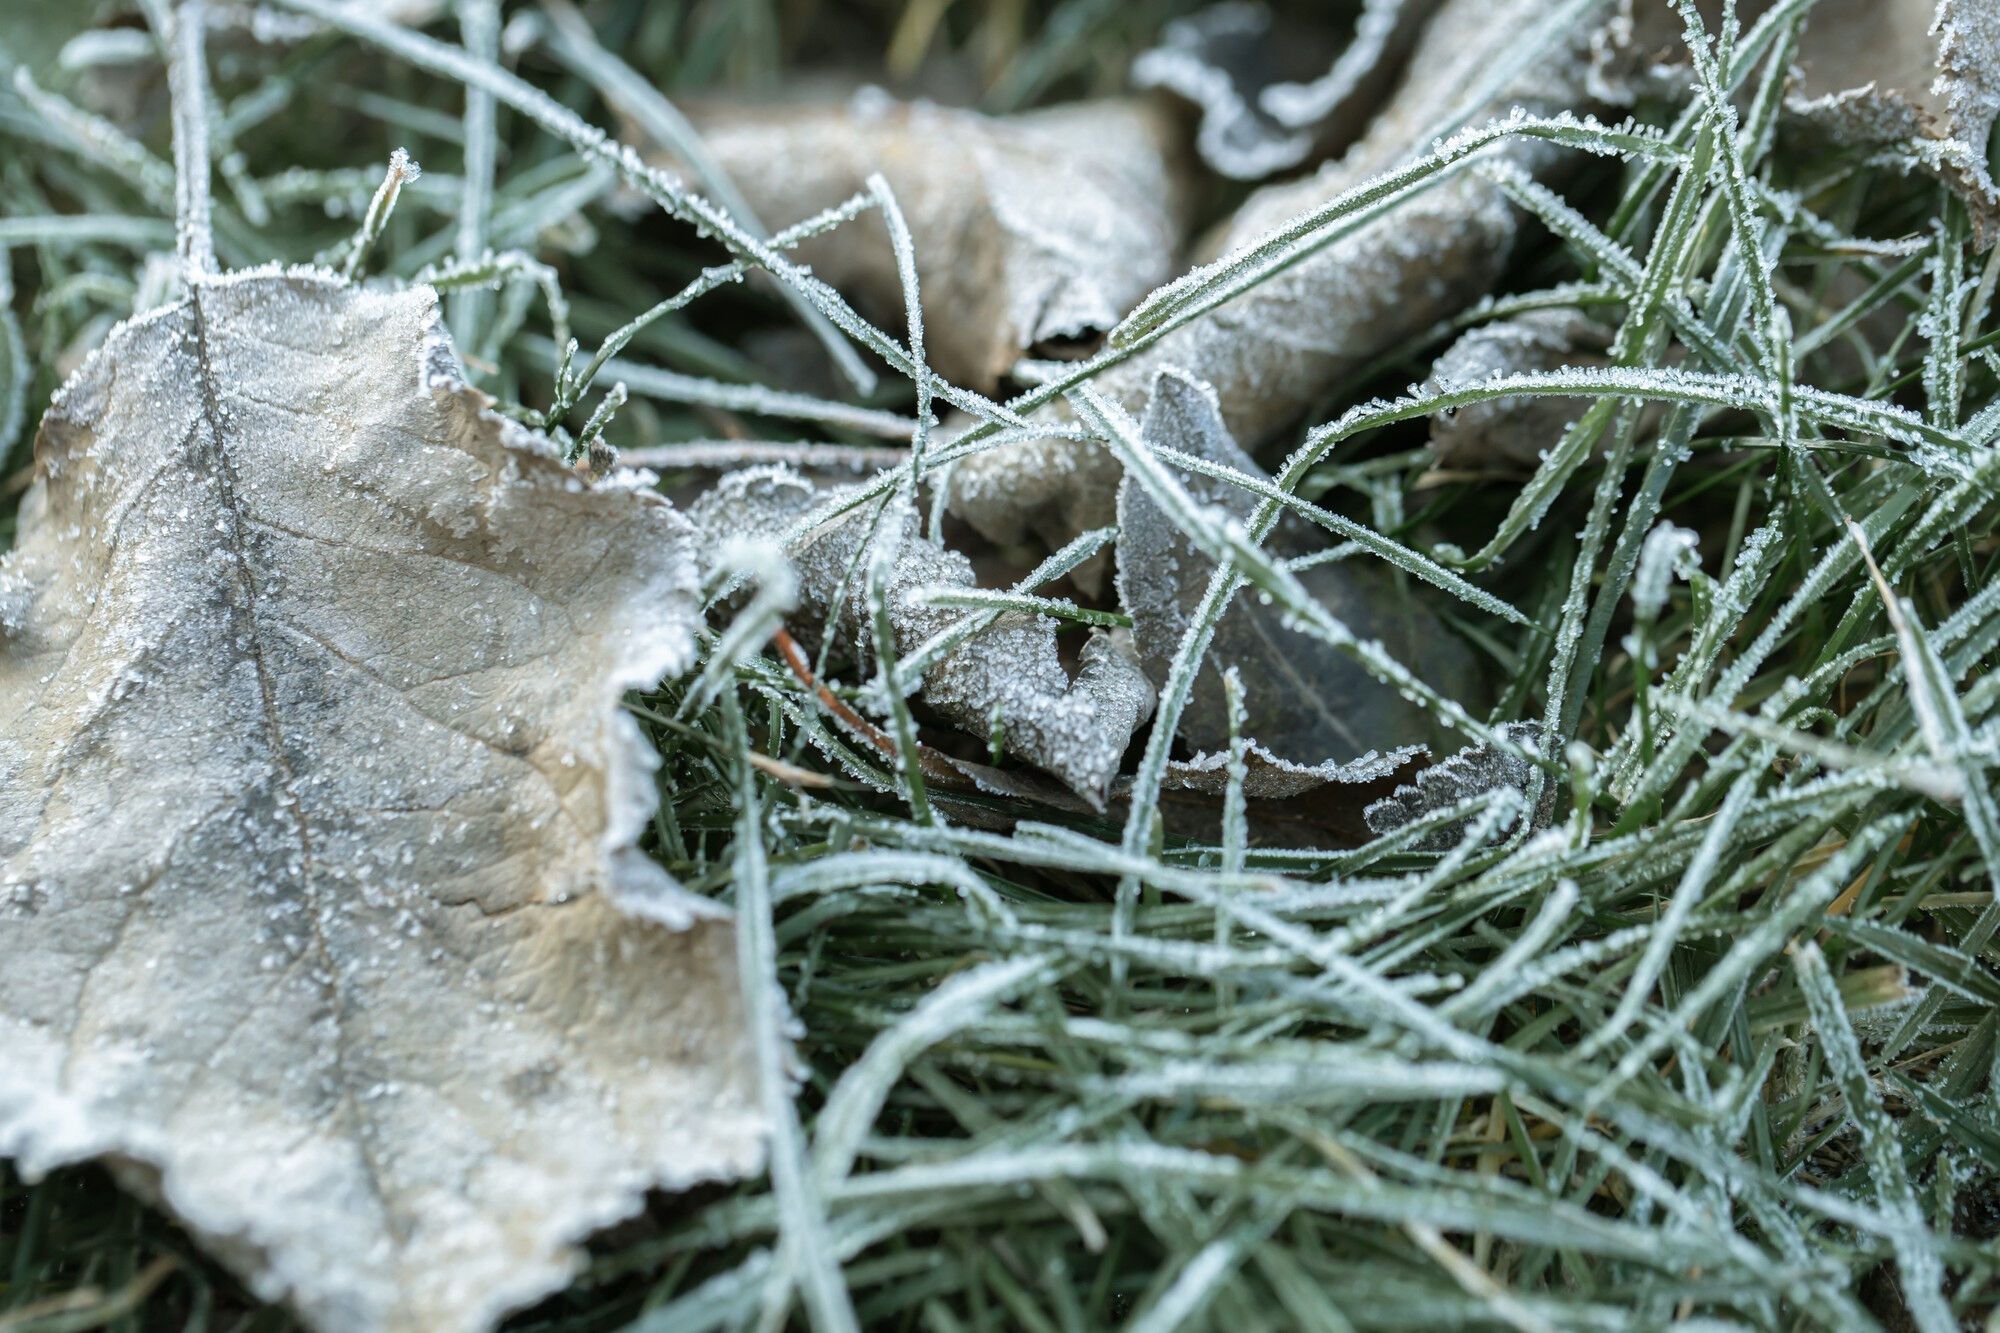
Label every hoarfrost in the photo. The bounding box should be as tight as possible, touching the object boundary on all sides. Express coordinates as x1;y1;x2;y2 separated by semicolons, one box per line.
1424;308;1613;469
1781;0;2000;244
1132;0;1437;180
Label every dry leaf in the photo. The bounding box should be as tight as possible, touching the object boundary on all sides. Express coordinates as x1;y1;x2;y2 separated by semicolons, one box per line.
948;0;1617;556
1116;368;1478;764
690;466;1153;805
1134;0;1440;180
671;92;1192;390
1779;0;2000;243
1363;721;1553;848
0;270;762;1333
1424;308;1614;470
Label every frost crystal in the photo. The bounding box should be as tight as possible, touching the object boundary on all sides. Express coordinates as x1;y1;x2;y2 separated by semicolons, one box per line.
950;0;1621;553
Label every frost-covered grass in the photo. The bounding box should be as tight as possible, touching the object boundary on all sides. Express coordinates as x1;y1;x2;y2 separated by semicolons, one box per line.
5;0;2000;1329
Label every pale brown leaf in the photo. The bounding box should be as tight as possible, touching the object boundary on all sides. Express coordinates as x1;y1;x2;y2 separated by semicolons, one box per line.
0;271;761;1333
1423;308;1615;470
667;93;1193;390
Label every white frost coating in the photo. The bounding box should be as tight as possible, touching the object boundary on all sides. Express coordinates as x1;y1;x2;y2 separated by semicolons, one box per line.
674;94;1191;389
1423;308;1612;469
1133;3;1317;181
0;272;762;1333
690;466;1153;806
1263;0;1439;131
1631;521;1700;622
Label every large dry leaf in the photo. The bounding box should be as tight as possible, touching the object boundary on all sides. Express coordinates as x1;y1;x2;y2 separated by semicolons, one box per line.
1116;368;1477;764
670;93;1192;390
947;0;1616;558
0;271;762;1333
690;466;1153;805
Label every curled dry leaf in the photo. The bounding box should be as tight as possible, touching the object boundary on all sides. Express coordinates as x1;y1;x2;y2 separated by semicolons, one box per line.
0;271;761;1333
670;92;1192;390
690;466;1153;806
1363;721;1553;849
1134;0;1440;180
1116;368;1477;765
1424;308;1613;470
1778;0;2000;243
949;0;1618;557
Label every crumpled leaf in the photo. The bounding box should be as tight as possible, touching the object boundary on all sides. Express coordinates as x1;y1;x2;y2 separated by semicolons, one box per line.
1134;0;1440;180
0;270;762;1333
690;466;1153;805
1363;721;1554;849
1424;308;1613;469
666;92;1192;390
1778;0;2000;244
1116;368;1477;764
948;0;1619;557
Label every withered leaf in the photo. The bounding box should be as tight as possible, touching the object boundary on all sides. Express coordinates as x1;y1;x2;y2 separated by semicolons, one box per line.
690;466;1153;805
0;271;762;1333
1161;740;1421;799
1116;368;1477;765
1363;721;1553;849
671;93;1192;390
1779;0;2000;242
948;0;1619;554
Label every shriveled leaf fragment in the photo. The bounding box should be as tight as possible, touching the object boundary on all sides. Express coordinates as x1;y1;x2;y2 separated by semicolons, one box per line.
1134;0;1439;179
1779;0;2000;242
0;271;761;1333
666;93;1191;389
1425;308;1613;469
690;466;1153;805
950;0;1619;553
1363;721;1553;849
1116;368;1477;764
